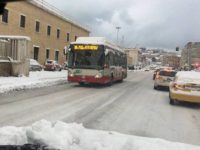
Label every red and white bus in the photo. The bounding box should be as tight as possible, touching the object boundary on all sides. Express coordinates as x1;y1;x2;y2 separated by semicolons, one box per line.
67;37;127;85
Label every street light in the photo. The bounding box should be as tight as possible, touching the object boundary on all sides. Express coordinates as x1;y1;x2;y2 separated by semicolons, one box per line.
116;26;121;45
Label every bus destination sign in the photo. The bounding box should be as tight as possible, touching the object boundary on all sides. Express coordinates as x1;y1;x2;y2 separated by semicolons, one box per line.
74;45;98;50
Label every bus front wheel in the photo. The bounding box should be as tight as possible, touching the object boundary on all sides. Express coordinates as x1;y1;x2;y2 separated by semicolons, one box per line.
79;82;85;86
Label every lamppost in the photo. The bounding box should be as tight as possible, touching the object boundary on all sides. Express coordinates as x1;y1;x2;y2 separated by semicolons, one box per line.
116;26;121;45
187;44;192;70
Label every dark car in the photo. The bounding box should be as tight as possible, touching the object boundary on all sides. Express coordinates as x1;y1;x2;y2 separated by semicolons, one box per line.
29;59;43;71
128;65;135;70
44;60;62;71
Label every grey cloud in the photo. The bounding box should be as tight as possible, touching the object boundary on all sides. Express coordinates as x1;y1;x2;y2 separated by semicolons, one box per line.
45;0;200;50
119;10;134;25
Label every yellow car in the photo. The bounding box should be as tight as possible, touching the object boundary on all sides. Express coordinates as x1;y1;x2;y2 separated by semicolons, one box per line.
169;71;200;105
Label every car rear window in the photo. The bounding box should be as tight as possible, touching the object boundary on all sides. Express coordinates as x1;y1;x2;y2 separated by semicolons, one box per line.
159;71;176;77
46;60;53;64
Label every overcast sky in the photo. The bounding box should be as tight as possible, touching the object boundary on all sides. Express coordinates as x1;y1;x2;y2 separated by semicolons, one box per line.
45;0;200;50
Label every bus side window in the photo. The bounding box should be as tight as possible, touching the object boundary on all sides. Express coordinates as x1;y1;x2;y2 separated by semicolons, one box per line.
104;54;109;68
109;52;114;66
116;54;120;66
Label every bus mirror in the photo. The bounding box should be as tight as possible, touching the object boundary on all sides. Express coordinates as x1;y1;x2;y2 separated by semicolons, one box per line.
63;46;71;55
105;49;109;56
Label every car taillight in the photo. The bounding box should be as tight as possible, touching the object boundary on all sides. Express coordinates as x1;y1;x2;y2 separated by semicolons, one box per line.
155;75;163;80
172;83;186;90
172;83;177;90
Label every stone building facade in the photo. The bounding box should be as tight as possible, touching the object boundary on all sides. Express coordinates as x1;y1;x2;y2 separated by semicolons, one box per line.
181;42;200;69
0;0;90;65
124;48;139;65
161;55;181;69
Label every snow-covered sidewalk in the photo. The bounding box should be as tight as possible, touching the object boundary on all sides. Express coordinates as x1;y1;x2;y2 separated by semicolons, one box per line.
0;120;199;150
0;70;68;94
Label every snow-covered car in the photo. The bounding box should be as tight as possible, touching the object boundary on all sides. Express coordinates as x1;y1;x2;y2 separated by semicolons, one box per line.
29;59;43;71
169;71;200;105
44;60;62;71
154;69;176;90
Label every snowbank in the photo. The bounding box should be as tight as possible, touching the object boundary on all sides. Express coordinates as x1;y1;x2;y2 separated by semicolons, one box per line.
0;120;199;150
0;71;68;94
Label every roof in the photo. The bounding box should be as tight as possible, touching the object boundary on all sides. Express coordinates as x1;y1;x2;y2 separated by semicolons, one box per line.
176;71;200;84
0;35;31;41
28;0;90;32
71;37;124;53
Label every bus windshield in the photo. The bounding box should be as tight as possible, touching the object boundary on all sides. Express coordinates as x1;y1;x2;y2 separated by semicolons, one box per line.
68;45;105;69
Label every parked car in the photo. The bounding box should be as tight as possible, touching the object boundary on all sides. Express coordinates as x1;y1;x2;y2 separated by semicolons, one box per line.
128;65;135;70
144;67;150;71
29;59;43;71
154;69;176;90
169;71;200;105
44;60;62;71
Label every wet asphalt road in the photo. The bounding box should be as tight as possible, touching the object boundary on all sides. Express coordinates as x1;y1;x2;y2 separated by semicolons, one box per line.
0;71;200;146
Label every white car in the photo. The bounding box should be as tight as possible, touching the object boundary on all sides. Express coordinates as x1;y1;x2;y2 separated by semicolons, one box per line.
154;69;177;90
44;60;62;71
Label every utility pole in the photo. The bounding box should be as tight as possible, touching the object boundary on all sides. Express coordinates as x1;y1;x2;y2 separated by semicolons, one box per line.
121;35;125;48
187;44;192;70
116;26;121;45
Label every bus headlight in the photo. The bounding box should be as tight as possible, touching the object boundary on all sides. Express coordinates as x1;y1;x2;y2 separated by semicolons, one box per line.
69;73;74;77
95;74;102;78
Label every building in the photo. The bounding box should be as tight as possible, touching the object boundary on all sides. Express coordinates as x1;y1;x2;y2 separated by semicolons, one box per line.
161;54;181;69
138;51;146;67
124;48;139;65
0;36;31;76
181;42;200;69
0;0;90;65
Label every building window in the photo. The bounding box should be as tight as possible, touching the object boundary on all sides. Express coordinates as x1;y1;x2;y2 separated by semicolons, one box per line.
2;9;8;23
55;50;59;61
47;25;51;36
75;35;78;41
57;29;60;38
35;21;40;32
33;47;39;61
67;33;70;42
20;15;26;28
46;49;50;60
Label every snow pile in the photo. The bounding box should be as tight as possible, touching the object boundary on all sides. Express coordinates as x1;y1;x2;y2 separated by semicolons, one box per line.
0;126;27;145
0;120;199;150
0;71;68;93
30;59;41;66
176;71;200;84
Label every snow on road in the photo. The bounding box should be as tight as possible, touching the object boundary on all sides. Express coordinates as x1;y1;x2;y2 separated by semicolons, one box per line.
0;120;199;150
0;70;68;94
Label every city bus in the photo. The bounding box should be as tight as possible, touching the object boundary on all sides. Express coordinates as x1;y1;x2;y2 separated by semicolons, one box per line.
67;37;127;85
